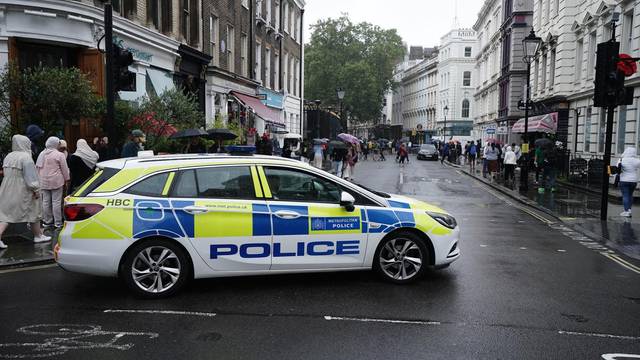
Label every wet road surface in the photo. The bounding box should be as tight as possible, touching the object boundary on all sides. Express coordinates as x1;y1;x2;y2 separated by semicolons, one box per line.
0;156;639;360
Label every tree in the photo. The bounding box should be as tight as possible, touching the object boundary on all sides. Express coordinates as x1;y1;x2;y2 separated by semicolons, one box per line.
304;15;404;125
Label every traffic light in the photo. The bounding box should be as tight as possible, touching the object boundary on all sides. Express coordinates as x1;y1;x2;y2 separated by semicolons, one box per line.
113;45;136;91
594;41;632;107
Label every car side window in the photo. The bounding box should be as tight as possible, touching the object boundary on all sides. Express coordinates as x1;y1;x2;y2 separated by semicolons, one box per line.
125;172;170;197
263;167;341;203
172;167;256;199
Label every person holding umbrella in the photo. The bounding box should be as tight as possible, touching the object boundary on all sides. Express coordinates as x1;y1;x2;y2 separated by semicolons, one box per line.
329;141;347;178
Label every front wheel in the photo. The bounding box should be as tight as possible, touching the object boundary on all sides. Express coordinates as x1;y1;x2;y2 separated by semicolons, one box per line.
121;239;190;298
373;231;429;284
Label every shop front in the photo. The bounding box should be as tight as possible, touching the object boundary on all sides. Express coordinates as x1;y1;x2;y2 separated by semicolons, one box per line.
176;44;211;115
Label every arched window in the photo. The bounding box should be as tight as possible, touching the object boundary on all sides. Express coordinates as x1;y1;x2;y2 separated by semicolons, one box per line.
461;99;470;118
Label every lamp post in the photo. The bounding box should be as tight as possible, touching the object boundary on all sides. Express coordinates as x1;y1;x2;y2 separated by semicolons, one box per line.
314;99;322;139
443;105;449;140
337;88;346;132
521;28;542;191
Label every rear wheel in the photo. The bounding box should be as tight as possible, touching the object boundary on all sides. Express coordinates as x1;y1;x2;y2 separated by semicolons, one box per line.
121;239;190;298
373;231;429;284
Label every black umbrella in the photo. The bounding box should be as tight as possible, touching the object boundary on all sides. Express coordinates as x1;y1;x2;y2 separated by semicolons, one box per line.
168;128;208;140
535;137;553;149
329;140;347;149
377;138;390;143
313;138;328;145
207;128;238;141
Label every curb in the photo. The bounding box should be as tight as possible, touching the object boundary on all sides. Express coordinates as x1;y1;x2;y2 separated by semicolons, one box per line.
0;257;55;270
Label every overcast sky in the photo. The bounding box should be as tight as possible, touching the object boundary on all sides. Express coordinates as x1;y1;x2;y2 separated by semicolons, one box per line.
304;0;486;47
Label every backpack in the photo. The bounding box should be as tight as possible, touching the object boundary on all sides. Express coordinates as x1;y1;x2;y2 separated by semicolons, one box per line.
469;145;477;156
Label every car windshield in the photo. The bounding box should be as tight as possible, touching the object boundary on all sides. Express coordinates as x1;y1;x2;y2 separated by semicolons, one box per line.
421;144;436;150
351;182;391;198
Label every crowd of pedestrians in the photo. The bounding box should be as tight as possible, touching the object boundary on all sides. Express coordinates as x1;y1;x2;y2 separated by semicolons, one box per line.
0;125;144;249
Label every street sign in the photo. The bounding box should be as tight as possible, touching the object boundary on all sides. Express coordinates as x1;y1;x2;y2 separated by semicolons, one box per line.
497;126;508;135
485;128;496;135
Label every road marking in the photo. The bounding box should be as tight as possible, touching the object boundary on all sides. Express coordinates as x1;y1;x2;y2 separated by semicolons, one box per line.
0;264;57;275
324;315;440;326
558;330;640;341
480;244;488;247
104;309;217;317
520;247;527;250
602;354;640;359
557;250;567;253
601;253;640;275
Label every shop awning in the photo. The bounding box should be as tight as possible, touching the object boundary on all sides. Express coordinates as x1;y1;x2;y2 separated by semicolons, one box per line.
147;68;175;95
512;112;558;134
231;91;285;128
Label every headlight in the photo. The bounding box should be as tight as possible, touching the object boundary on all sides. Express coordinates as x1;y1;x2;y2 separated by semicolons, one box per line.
427;211;457;229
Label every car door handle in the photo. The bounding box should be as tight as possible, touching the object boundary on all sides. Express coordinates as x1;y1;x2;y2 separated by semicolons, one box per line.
274;210;301;219
183;206;209;214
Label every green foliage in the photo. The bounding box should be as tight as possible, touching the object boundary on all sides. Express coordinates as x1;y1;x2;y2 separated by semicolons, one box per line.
137;88;204;130
304;15;405;124
16;66;101;136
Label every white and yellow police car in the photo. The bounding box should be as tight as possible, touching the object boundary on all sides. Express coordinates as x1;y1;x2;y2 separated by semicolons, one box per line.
55;154;460;298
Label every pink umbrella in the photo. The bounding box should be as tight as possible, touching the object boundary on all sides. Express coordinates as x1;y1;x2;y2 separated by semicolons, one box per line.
338;133;359;144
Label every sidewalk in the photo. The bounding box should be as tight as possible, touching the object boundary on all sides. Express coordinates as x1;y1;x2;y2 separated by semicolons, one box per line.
0;224;57;268
451;161;640;261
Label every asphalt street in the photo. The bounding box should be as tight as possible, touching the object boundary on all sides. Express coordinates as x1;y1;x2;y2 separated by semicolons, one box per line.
1;155;639;360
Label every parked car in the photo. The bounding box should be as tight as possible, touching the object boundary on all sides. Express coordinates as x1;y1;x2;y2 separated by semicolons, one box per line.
417;144;439;160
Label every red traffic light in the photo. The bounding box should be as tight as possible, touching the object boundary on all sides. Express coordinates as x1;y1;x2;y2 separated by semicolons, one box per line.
617;54;638;77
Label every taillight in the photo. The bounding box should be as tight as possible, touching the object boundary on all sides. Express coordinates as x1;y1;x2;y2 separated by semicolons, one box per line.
63;204;104;221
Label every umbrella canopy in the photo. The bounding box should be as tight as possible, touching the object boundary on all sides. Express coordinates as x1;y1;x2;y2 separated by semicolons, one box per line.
168;128;208;140
534;137;553;149
338;133;359;144
377;138;390;143
313;138;328;145
329;140;347;149
207;128;238;141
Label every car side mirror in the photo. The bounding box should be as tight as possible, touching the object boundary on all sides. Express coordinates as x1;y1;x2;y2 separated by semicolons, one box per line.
340;191;356;212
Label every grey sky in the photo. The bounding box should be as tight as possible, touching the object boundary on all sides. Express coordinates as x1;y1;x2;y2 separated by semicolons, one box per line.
304;0;486;47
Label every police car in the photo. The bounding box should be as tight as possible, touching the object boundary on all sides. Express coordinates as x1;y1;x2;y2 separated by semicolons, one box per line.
55;154;460;298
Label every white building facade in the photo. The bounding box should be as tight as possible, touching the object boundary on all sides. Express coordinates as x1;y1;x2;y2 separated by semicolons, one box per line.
532;0;639;157
473;0;502;143
437;28;477;137
401;53;439;139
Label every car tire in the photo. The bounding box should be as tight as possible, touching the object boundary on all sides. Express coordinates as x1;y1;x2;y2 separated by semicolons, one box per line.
373;231;429;284
121;239;190;299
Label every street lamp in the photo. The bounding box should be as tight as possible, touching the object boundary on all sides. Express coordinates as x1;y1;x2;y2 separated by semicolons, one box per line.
336;88;346;132
443;105;449;140
521;28;542;191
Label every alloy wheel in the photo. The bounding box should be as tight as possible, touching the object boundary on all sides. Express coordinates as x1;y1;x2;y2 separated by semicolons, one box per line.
131;246;182;294
378;238;423;281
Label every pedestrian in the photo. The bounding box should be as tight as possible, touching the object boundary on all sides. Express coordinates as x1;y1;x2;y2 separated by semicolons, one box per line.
398;143;409;165
496;143;503;173
58;140;69;158
186;137;206;154
331;146;346;178
95;137;116;161
121;130;146;158
534;144;544;184
468;141;477;173
379;141;387;161
67;139;99;192
25;124;44;160
484;142;499;182
618;147;640;217
36;136;70;229
456;142;463;165
504;146;517;187
343;146;356;181
312;142;324;169
362;142;369;161
0;135;51;249
538;145;558;194
441;142;449;165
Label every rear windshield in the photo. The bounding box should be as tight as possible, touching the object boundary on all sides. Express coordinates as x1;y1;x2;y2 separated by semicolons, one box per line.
421;144;436;150
73;168;121;197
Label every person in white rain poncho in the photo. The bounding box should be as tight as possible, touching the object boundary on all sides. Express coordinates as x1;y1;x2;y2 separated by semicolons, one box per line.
0;135;51;249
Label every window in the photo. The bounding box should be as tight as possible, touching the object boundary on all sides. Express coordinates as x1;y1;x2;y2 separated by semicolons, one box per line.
549;48;556;87
256;42;262;82
617;106;628;154
147;0;172;33
461;99;470;118
173;167;256;199
587;31;596;78
265;47;271;88
294;59;299;95
263;167;341;203
274;52;280;90
113;0;136;19
289;56;294;93
463;71;471;87
275;1;281;31
283;1;289;34
210;16;219;66
126;173;170;197
598;110;606;153
544;0;550;23
283;52;288;92
289;6;294;36
241;34;248;77
554;0;559;16
541;53;547;91
256;0;262;17
575;39;583;82
227;25;235;73
622;10;634;53
533;59;539;93
181;0;199;46
464;47;472;57
537;0;543;29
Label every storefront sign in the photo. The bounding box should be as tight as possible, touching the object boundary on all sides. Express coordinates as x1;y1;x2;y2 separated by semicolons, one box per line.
497;126;508;135
257;88;284;109
486;128;496;135
113;35;153;62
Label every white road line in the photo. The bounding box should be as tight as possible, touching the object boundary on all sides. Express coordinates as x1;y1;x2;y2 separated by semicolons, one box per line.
601;354;640;359
324;315;440;326
0;264;57;274
104;309;217;317
558;330;640;341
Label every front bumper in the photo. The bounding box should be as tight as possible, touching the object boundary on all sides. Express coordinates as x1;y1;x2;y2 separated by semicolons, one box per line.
432;226;460;266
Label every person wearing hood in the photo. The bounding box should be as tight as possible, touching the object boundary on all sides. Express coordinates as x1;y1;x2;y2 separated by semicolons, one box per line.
0;135;51;248
25;124;44;159
503;146;517;187
618;147;640;217
36;136;70;229
68;139;99;191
